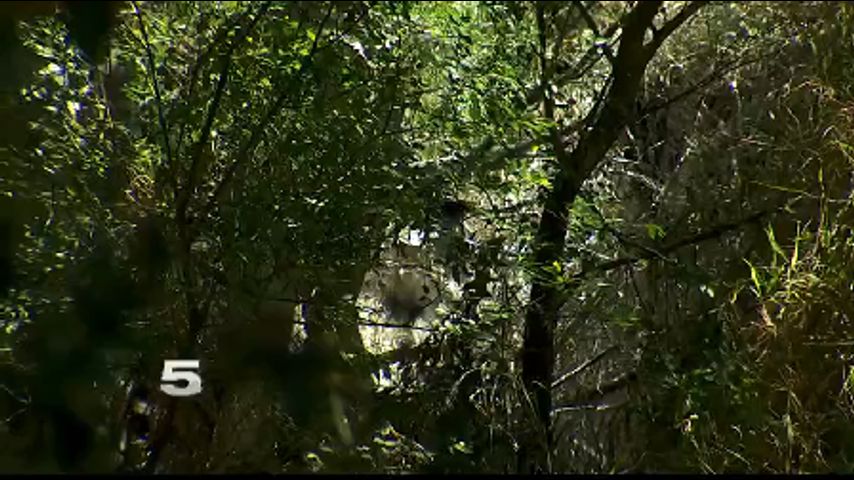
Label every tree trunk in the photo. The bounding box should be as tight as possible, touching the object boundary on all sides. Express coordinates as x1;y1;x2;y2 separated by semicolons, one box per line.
518;1;702;472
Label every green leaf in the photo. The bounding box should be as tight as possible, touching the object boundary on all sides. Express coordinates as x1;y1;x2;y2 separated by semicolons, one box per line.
451;440;473;454
745;259;762;294
766;224;785;260
645;223;666;240
790;226;800;273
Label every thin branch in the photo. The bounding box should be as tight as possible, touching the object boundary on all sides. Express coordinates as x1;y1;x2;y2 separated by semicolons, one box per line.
0;384;29;406
461;2;696;174
804;340;854;347
526;16;620;106
179;1;273;220
574;205;785;281
199;4;341;221
645;1;706;57
174;2;268;158
570;371;638;405
550;1;584;65
579;73;613;133
354;321;438;332
581;192;673;263
324;0;374;48
131;2;174;181
551;344;619;389
552;400;628;415
640;50;776;117
573;0;615;65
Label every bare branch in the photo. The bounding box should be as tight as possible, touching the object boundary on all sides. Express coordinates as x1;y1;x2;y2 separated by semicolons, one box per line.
552;344;619;389
525;16;620;106
552;400;628;415
574;205;787;281
572;371;638;404
324;0;373;48
640;48;778;117
353;321;438;333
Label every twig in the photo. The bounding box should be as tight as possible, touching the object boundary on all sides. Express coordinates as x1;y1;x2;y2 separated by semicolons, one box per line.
573;0;615;65
180;1;273;222
640;49;778;117
574;205;782;280
355;321;438;332
552;399;628;415
131;1;174;180
200;4;337;221
526;15;620;105
581;193;673;263
552;344;618;389
174;2;264;156
571;371;638;404
323;0;374;48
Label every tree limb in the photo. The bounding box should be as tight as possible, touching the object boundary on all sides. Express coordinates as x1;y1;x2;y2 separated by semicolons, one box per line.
178;1;273;223
131;2;174;185
573;0;615;65
552;399;628;415
173;2;264;157
552;344;619;389
200;4;336;222
568;370;638;405
640;48;778;117
519;1;703;471
575;205;780;280
645;1;706;59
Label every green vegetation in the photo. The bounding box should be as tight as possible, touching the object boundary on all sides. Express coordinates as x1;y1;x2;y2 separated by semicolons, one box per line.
2;1;854;473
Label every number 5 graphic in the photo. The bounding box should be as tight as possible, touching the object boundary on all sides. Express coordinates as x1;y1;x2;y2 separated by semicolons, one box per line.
160;359;203;397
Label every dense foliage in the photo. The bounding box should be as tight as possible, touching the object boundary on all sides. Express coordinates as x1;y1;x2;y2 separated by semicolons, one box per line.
2;0;854;473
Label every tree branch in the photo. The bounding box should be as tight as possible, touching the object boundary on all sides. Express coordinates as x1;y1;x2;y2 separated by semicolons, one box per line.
552;344;619;389
525;16;620;106
178;1;273;223
519;3;670;471
173;2;263;157
353;321;437;333
645;1;706;58
575;206;779;280
552;399;628;415
131;2;174;185
567;370;638;405
200;4;337;222
639;48;777;117
573;0;615;65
